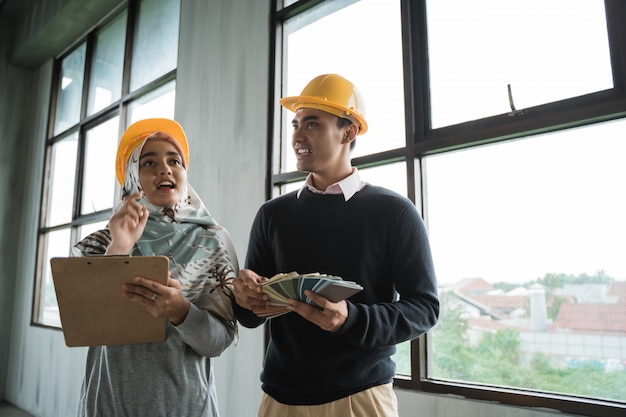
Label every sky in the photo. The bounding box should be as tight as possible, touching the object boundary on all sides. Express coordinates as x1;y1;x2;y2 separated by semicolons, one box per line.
425;121;626;285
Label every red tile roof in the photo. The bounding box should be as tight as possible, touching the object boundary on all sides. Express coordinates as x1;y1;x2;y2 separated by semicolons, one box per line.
551;303;626;335
454;278;493;295
470;295;528;312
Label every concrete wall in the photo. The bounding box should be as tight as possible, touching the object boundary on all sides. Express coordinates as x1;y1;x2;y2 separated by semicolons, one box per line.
174;1;270;415
520;332;626;364
0;12;24;405
0;1;582;416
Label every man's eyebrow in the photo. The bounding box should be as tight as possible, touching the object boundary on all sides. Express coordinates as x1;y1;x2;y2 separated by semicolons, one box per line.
292;115;320;124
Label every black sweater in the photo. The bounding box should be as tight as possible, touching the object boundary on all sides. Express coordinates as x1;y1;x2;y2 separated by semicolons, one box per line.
234;185;439;405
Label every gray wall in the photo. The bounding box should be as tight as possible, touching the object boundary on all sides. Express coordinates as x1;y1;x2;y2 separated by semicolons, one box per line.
0;1;580;416
175;1;270;415
1;10;57;410
0;13;14;402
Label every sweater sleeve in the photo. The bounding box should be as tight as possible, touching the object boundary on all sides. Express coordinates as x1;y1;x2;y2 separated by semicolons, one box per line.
174;302;235;357
232;206;270;329
335;203;440;348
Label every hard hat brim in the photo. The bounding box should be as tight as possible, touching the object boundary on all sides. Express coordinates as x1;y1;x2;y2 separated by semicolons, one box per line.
280;95;368;135
115;118;189;185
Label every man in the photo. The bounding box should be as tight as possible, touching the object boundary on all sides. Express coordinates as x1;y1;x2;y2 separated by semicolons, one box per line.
233;74;439;417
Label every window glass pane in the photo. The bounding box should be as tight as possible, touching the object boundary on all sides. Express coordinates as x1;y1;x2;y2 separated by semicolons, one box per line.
426;0;613;128
130;0;180;91
81;117;119;214
87;10;128;116
79;220;109;241
46;133;78;226
359;161;410;374
393;340;411;376
38;228;72;326
424;119;626;402
128;80;176;122
358;162;407;197
54;43;86;135
282;0;405;172
283;180;305;194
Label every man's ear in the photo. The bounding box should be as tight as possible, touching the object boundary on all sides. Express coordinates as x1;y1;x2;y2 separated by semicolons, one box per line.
342;123;359;144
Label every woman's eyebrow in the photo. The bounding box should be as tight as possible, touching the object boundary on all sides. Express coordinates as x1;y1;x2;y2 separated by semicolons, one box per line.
139;151;157;161
139;151;180;161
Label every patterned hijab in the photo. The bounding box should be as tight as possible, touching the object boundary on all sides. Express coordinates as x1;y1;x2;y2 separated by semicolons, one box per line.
120;135;237;328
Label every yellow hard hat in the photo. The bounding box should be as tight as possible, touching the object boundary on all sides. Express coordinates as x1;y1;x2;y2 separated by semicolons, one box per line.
115;118;189;185
280;74;368;135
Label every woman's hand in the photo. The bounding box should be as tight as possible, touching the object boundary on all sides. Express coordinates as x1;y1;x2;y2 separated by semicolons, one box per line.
122;274;191;326
105;192;148;255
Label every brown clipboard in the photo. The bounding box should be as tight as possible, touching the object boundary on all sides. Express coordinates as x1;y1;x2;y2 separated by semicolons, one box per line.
50;255;169;347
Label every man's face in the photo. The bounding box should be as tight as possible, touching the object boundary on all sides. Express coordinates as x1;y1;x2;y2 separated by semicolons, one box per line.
138;136;187;207
290;108;347;175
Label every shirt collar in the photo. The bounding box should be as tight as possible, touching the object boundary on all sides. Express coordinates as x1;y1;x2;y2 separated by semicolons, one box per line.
296;167;364;201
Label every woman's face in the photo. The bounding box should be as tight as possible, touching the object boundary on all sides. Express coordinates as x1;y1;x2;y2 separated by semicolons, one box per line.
138;136;187;207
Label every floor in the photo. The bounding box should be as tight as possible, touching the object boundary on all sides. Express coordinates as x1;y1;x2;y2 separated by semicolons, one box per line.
0;402;34;417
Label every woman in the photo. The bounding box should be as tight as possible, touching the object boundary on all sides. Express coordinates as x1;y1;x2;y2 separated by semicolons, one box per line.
72;118;237;417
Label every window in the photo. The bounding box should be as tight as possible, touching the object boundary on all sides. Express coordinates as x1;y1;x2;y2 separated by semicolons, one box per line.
425;121;626;406
426;0;613;128
34;0;180;328
272;1;626;416
276;0;406;177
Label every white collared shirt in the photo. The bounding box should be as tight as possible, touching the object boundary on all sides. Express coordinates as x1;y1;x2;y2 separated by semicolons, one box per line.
296;167;366;201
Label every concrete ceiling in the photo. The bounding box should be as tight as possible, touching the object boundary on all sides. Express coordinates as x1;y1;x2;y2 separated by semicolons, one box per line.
1;0;122;69
0;0;38;16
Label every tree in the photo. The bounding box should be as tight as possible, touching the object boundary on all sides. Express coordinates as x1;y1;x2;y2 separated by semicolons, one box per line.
431;292;473;380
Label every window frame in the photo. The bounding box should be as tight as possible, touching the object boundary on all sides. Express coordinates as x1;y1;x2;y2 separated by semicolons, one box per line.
32;0;179;330
270;1;626;416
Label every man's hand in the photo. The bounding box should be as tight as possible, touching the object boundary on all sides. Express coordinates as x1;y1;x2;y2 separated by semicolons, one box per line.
233;268;269;312
286;290;348;332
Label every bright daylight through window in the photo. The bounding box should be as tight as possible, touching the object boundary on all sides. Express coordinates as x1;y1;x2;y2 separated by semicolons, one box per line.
426;0;613;129
425;119;626;402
